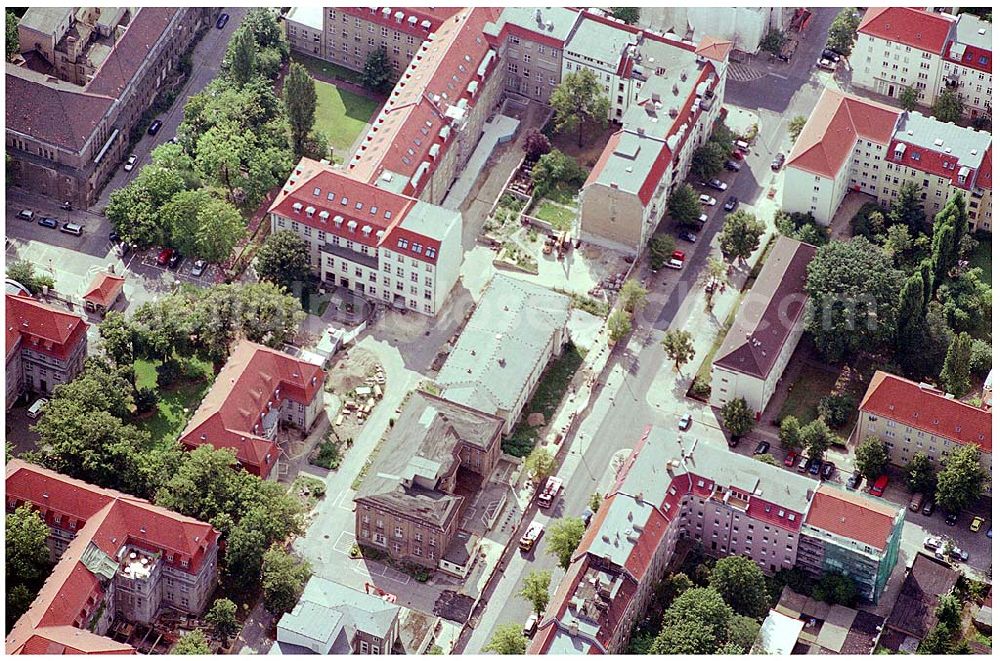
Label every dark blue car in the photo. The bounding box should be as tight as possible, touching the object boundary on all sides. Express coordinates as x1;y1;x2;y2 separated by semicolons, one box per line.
38;217;58;229
216;13;229;29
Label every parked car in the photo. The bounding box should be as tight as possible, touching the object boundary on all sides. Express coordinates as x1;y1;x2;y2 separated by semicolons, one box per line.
822;48;842;62
797;456;810;473
723;196;738;211
581;509;594;528
807;458;822;475
820;462;835;480
846;471;861;490
771;153;786;171
523;612;539;637
216;12;230;29
909;493;925;512
17;209;34;221
922;499;936;516
679;231;698;243
157;247;174;266
38;217;58;229
816;58;837;71
753;441;770;455
707;178;728;191
735;139;750;153
109;231;120;244
667;250;686;270
26;398;49;419
944;511;958;526
678;412;693;431
971;516;985;533
699;194;717;206
168;252;182;270
950;546;969;562
988;527;992;539
698;213;709;224
869;474;889;496
124;154;138;171
731;149;745;160
148;119;163;135
784;450;797;467
60;222;84;236
923;535;943;551
191;259;207;277
724;160;741;172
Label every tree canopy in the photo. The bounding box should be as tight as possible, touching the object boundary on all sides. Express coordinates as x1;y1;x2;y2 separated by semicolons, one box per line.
661;329;696;372
6;505;51;586
519;570;552;617
709;556;770;618
255;230;312;293
932;89;963;124
6;260;54;295
854;438;889;481
905;453;938;495
721;398;754;439
609;7;640;24
719;210;765;263
524;447;555;483
284;62;318;155
935;444;987;513
550;68;610;147
827;8;861;55
262;545;312;615
173;629;212;655
668;184;703;227
485;623;527;654
546;518;585;570
361;46;395;94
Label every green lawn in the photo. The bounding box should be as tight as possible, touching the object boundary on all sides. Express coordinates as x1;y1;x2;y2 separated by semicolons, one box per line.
545;181;581;206
970;235;991;286
313;79;380;152
291;52;366;85
134;357;215;448
533;200;576;231
777;363;839;425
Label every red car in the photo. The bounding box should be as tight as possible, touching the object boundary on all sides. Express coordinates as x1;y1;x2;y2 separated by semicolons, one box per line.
731;150;744;160
784;450;797;467
157;247;174;266
869;474;889;497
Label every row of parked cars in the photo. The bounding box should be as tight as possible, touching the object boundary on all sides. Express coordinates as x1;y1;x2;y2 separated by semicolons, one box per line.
17;209;84;236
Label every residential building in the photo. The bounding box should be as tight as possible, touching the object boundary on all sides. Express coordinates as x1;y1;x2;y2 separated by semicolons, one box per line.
639;7;797;55
5;460;219;655
6;8;214;206
710;236;816;416
271;576;401;655
854;371;992;493
578;32;730;253
796;484;906;603
269;158;462;316
354;391;503;569
435;274;571;434
178;340;326;479
784;88;992;231
771;586;886;654
81;270;125;316
849;7;992;120
5;292;88;410
884;553;960;648
282;6;325;59
529;427;904;653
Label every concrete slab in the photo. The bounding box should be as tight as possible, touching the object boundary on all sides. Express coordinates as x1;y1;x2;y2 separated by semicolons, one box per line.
443;114;520;211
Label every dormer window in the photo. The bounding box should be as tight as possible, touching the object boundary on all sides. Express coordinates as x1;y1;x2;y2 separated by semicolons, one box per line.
305;206;315;217
334;215;343;227
327;192;335;201
412;243;422;253
426;247;436;258
398;238;409;249
347;220;357;232
292;202;303;213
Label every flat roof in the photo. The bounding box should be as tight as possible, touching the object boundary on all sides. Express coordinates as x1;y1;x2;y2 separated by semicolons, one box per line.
894;111;992;169
954;13;992;49
285;6;324;32
565;16;630;69
18;7;72;34
484;7;580;42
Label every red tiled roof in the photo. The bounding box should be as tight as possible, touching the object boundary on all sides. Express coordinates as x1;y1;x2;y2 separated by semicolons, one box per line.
747;496;804;533
623;506;669;579
858;7;955;54
14;627;134;655
886;137;989;191
338;7;461;38
179;340;325;477
696;36;734;62
805;485;899;551
859;371;992;453
945;39;992;73
82;272;125;308
787;88;901;178
6;293;88;362
979;145;992;190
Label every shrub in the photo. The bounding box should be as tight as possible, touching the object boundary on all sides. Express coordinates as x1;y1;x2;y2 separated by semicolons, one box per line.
135;387;160;414
156;359;183;387
313;440;342;470
690;375;711;399
817;393;855;428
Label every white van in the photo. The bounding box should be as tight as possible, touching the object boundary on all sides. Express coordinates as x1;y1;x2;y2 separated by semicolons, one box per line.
519;521;544;552
60;222;84;236
27;398;49;419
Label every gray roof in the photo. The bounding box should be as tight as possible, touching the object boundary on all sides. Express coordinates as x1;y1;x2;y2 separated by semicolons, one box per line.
484;7;581;42
399;200;461;242
565;16;631;69
285;5;324;32
356;391;502;527
893;111;992;170
18;7;72;35
437;275;571;417
955;13;991;49
593;132;667;195
277;576;400;649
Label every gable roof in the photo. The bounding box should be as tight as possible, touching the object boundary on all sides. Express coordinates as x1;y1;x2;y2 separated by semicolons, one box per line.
858;7;955;54
787;88;901;178
886;553;959;638
859;371;992;453
695;36;734;62
82;272;125;308
6;293;88;362
713;237;816;379
804;484;900;551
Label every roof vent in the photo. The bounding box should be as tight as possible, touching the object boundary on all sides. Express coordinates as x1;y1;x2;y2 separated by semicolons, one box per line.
978;27;986;35
971;148;978;156
934;137;944;146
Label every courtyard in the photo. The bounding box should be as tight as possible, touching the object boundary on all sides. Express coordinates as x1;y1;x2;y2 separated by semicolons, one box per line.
313;78;381;154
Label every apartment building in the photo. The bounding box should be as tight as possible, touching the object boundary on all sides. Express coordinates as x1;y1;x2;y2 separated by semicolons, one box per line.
5;460;219;654
354;391;504;569
178;340;326;479
854;371;992;492
710;237;816;416
272;576;401;654
849;7;992;120
435;274;571;435
5;292;88;410
530;427;904;653
269;157;463;316
6;7;213;206
784;88;992;231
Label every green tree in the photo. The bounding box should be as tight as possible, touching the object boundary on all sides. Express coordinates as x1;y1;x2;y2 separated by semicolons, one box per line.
854;437;889;481
721;398;754;439
805;237;905;362
969;339;991;376
719;210;765;263
205;598;239;641
151;141;201;188
524;128;552;160
608;309;632;344
195;122;252;201
589;492;602;512
935;444;987;514
918;622;958;654
173;629;212;654
255;230;311;292
668;184;702;227
6;505;51;585
652;588;735;654
361;46;395;94
550;68;610;148
691;142;727;180
889;181;926;233
546;518;585;570
6;260;55;295
609;7;640;24
703;257;728;309
484;623;527;654
7;584;35;633
940;331;972;396
524;447;555;483
530;149;586;197
228;28;257;87
283;62;317;155
649;233;677;270
161;188;246;262
760;28;786;55
779;416;802;451
710;556;769;618
899;85;919;111
788;115;807;142
817;393;854;428
827;7;861;55
262;545;312;615
812;572;858;607
105;166;187;248
800;419;833;461
935;593;962;631
619;279;648;315
242;8;289;58
895;272;928;376
519;570;552;618
755;453;778;466
726;615;761;653
661;329;696;372
6;11;19;61
883;223;914;264
932;88;963;124
905;453;937;494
